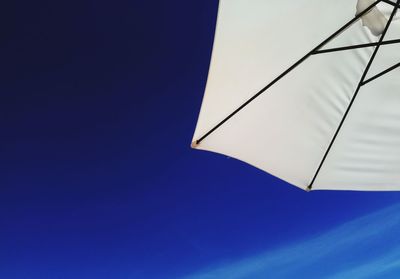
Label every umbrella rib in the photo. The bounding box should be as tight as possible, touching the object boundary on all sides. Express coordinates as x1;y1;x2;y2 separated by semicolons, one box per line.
361;61;400;85
194;0;382;146
312;39;400;55
381;0;400;9
308;0;400;191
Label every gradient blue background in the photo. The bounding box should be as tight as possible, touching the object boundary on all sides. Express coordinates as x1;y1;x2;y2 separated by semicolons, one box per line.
2;1;400;278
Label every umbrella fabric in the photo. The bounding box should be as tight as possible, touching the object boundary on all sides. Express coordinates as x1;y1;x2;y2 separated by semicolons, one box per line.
192;0;400;191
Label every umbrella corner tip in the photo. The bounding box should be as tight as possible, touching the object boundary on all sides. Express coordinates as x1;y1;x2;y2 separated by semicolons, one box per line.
191;141;199;149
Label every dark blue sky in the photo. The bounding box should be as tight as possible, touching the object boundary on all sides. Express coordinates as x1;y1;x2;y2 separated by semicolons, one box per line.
2;1;400;278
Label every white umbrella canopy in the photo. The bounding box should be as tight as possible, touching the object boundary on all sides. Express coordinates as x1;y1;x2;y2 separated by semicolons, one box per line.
192;0;400;191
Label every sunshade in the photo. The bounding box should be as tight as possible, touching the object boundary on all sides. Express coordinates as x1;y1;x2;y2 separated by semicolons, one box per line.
191;0;400;191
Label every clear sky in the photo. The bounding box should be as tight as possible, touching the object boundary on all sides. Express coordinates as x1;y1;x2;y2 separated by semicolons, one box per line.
2;1;400;279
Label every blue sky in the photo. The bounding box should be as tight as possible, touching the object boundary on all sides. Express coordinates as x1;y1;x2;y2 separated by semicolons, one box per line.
182;203;400;279
2;1;400;278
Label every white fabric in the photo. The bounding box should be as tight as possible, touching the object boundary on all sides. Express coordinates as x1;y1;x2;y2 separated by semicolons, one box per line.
192;0;400;191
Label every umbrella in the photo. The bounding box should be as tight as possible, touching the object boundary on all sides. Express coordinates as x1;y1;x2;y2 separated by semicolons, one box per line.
191;0;400;191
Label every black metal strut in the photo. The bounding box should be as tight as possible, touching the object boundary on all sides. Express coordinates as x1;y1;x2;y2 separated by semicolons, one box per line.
381;0;400;9
361;61;400;85
312;39;400;54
